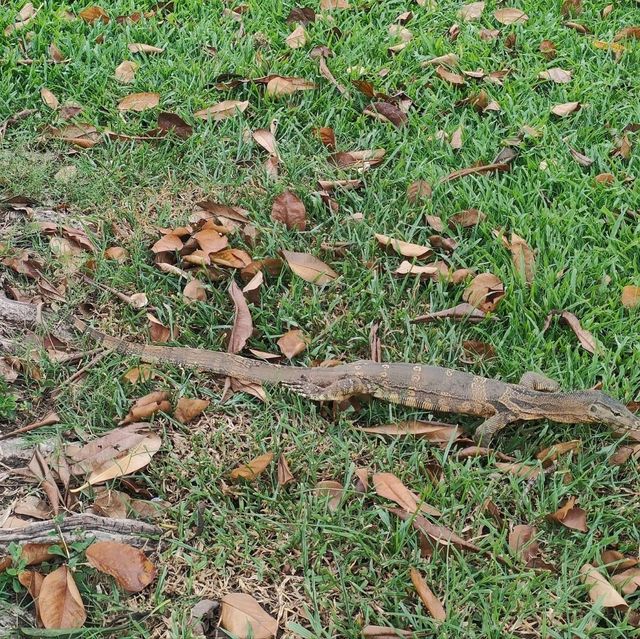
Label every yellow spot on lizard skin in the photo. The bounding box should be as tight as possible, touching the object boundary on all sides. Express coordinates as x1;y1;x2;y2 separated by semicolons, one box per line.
379;371;388;379
445;369;454;377
413;365;421;372
382;364;390;369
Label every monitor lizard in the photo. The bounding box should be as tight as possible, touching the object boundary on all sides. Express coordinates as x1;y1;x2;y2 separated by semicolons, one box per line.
72;318;640;446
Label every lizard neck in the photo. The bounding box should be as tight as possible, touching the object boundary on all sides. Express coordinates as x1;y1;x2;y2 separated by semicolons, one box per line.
501;387;591;423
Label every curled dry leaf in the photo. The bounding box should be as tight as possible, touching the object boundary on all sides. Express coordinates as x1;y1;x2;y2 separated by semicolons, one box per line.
118;92;160;112
362;625;412;638
252;128;278;157
580;563;628;610
104;246;128;262
287;7;316;24
463;273;505;312
277;329;307;358
115;60;138;83
277;454;294;486
621;285;640;308
542;310;598;354
86;542;156;592
265;76;316;97
614;27;640;41
536;440;581;465
508;232;535;284
174;397;210;424
407;180;432;203
508;524;540;565
228;281;253;354
375;233;431;259
282;250;337;285
373;473;441;517
364;102;407;128
412;303;493;324
183;279;207;303
551;101;580;117
128;43;164;54
494;8;528;24
286;24;306;48
436;66;465;86
410;568;446;621
271;191;306;230
315;480;343;511
422;53;459;67
156;112;193;139
538;67;572;84
612;568;640;595
394;261;442;281
119;391;171;425
361;421;460;441
230;452;274;481
594;172;615;185
47;123;101;148
315;126;336;149
220;593;278;639
194;100;249;120
194;228;228;254
41;88;59;110
79;5;109;23
330;148;386;169
449;208;485;228
567;145;593;167
38;566;86;629
148;314;171;342
459;2;485;21
546;497;588;532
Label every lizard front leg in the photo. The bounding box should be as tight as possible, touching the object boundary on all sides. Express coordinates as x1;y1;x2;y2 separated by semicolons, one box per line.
283;376;370;402
519;372;560;392
474;412;516;447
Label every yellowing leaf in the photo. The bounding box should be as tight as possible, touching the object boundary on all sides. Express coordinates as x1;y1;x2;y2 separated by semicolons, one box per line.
86;542;156;592
410;568;446;621
230;452;274;481
38;566;86;629
281;250;337;286
194;100;249;120
117;92;160;112
220;593;278;639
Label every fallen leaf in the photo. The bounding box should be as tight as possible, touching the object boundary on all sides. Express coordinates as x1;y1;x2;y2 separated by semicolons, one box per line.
410;568;446;621
361;421;461;442
28;450;61;515
495;461;541;480
621;286;640;308
115;60;138;83
567;145;593;167
38;566;86;629
277;454;294;486
362;625;412;638
407;180;432;203
286;24;306;48
117;92;160;112
412;303;492;323
538;67;572;83
394;261;442;281
287;7;316;24
220;593;278;639
13;496;52;520
86;542;156;592
542;310;598;354
18;570;44;622
508;524;540;564
282;250;337;285
271;191;306;230
4;2;37;35
230;452;274;481
47;123;101;148
461;340;496;362
459;2;485;21
227;281;253;354
494;8;528;24
151;233;183;254
40;88;59;110
463;273;505;312
147;314;171;342
174;397;210;424
277;329;307;358
79;6;109;23
536;440;581;465
119;391;171;424
611;568;640;595
540;40;557;60
128;43;164;54
422;53;459;67
373;473;441;517
551;101;581;117
440;162;508;182
194;100;249;120
594;172;615;185
364;102;408;127
561;0;582;17
183;279;207;303
449;208;485;228
193;228;228;254
315;126;336;149
252;128;279;157
93;488;130;518
315;480;343;511
580;563;628;610
330;148;386;169
435;66;465;86
265;76;316;97
375;233;431;259
104;246;128;262
507;232;535;284
614;27;640;41
546;497;588;532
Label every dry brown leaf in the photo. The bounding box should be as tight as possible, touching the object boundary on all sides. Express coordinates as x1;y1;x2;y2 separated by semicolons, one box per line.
421;53;459;67
407;180;432;203
540;40;557;60
315;126;336;149
436;66;465;86
542;310;598;354
115;60;138;83
459;1;485;21
271;191;306;230
41;88;59;110
104;246;128;262
39;566;86;629
539;67;572;83
194;100;249;120
282;250;337;285
494;7;528;24
394;261;442;281
622;285;640;308
287;7;316;24
220;593;278;639
361;421;460;441
611;568;640;595
227;281;253;354
495;461;541;480
364;102;408;128
123;365;155;384
86;542;156;592
18;570;44;622
155;112;193;139
128;43;164;54
374;233;431;259
193;228;228;254
546;497;588;532
14;496;52;520
4;3;37;35
93;488;129;518
277;454;294;486
449;208;485;228
252;128;279;157
230;452;274;481
373;473;441;516
20;543;56;566
174;397;210;424
507;232;535;284
28;450;61;515
47;123;101;148
614;27;640;41
463;273;505;312
147;314;171;342
151;233;183;254
441;162;508;182
265;76;316;97
536;440;581;465
117;92;160;112
561;0;582;17
286;24;306;48
580;563;628;610
410;568;446;621
412;303;492;324
594;172;615;185
508;524;540;564
277;329;307;359
119;391;171;425
79;6;109;23
315;480;343;511
330;148;386;169
183;279;207;303
362;625;412;638
551;101;581;117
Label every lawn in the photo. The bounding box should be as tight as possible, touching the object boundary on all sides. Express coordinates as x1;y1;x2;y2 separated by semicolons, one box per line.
1;0;639;637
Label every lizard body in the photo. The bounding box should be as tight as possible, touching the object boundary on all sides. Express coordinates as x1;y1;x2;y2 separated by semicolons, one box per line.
73;318;640;445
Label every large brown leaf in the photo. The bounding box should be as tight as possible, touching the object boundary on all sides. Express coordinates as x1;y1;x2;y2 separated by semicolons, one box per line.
410;568;446;621
375;233;431;259
580;564;628;610
546;497;588;532
361;421;461;442
542;310;598;354
220;593;278;639
282;250;337;285
463;273;505;312
79;6;109;23
228;281;252;354
494;7;528;24
117;92;160;112
174;397;210;424
271;191;306;230
38;566;86;629
194;100;249;120
115;60;138;83
230;452;274;481
28;450;62;515
277;329;307;358
86;542;156;592
373;473;441;516
265;76;316;97
508;524;540;565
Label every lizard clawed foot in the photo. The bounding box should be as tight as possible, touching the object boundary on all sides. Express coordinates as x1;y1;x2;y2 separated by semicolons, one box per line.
474;412;514;447
282;380;328;400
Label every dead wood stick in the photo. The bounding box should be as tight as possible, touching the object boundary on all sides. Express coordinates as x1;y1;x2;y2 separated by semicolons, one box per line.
0;412;60;441
0;514;162;552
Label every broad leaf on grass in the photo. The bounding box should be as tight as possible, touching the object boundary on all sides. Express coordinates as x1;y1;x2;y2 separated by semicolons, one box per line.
86;541;156;592
580;564;628;610
230;452;274;481
220;593;278;639
38;566;86;629
228;281;252;354
194;100;249;120
117;92;160;112
546;497;588;532
373;473;441;516
410;568;446;621
277;329;307;358
174;397;210;424
282;250;337;285
271;191;306;230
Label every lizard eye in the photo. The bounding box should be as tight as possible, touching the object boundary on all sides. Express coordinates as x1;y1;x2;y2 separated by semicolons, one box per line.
589;405;598;414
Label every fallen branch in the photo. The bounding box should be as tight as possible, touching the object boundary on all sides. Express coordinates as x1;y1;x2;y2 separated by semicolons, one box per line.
0;514;162;551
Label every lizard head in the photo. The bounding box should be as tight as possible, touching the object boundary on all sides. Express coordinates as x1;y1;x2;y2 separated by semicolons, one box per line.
581;391;640;433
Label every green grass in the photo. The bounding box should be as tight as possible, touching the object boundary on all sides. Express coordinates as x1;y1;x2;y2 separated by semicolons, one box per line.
1;0;640;637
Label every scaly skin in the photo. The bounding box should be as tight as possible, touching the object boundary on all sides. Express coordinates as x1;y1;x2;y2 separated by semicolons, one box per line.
73;318;640;445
